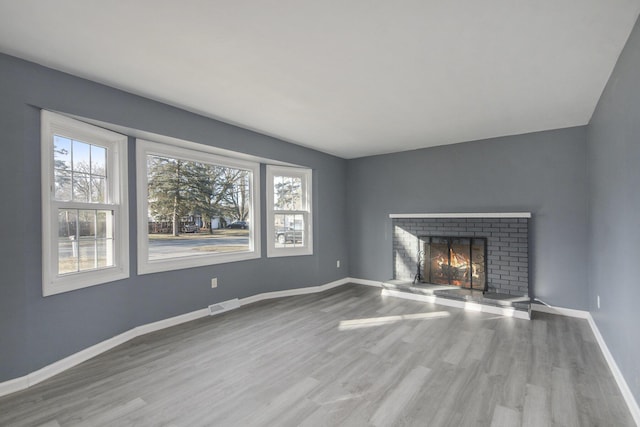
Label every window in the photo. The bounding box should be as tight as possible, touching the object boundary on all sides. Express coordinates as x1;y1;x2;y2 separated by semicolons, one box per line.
266;165;313;257
136;139;260;274
41;111;129;296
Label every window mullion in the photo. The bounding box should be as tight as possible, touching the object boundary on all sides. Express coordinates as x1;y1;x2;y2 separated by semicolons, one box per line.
273;210;307;215
52;201;118;211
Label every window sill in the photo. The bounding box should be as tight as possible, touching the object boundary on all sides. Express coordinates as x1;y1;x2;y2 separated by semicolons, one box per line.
43;268;129;296
266;247;313;258
138;251;261;275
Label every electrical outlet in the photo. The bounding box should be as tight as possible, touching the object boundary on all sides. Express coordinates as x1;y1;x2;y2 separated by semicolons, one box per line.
597;295;600;309
211;277;218;288
336;260;341;268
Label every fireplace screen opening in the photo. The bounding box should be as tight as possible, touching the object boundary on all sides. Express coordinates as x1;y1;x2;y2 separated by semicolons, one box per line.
423;237;487;291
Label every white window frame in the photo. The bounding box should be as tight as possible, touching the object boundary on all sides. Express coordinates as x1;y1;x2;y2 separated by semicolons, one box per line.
136;139;261;274
41;111;129;296
266;165;313;257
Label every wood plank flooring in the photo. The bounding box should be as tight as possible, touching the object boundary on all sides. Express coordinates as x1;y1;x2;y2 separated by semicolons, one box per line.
0;284;634;426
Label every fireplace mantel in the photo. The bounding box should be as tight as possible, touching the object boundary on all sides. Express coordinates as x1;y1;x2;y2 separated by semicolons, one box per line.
389;212;531;219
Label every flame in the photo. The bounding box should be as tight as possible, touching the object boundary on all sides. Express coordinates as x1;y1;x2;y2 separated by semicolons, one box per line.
426;241;486;287
449;248;467;268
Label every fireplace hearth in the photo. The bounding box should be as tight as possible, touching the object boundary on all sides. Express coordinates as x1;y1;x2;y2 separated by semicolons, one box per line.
393;215;530;297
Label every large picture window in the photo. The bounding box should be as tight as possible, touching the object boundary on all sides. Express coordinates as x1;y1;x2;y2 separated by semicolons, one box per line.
136;139;260;274
266;165;313;257
41;111;129;296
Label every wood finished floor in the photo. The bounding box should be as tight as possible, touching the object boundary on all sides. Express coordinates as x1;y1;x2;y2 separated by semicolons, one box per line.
0;284;634;427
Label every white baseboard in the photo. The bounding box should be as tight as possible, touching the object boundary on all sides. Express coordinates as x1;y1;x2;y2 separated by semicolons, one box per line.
27;329;137;390
587;315;640;426
530;303;590;319
239;277;351;306
135;308;210;336
530;302;639;425
0;278;352;398
0;375;29;398
0;308;211;398
380;288;530;320
346;277;383;287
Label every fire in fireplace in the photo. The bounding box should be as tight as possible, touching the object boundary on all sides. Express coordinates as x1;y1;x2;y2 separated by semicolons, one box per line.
422;236;487;291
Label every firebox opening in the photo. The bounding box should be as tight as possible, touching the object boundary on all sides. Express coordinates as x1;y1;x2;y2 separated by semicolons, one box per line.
422;236;487;291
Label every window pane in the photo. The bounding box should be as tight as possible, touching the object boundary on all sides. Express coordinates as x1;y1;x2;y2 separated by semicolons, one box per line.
54;136;72;170
96;239;113;268
54;170;72;201
78;210;96;270
58;209;77;238
73;172;91;202
274;213;305;248
78;240;96;270
96;210;110;238
91;145;106;176
72;140;91;171
58;240;78;274
79;210;96;238
146;155;252;261
91;177;106;203
274;176;302;210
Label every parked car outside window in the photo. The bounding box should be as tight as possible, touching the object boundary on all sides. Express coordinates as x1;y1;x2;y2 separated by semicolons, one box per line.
181;224;199;233
227;221;248;229
275;227;303;244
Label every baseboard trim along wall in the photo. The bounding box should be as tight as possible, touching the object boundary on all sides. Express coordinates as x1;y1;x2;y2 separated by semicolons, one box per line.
344;277;384;288
237;277;352;306
0;278;351;398
529;302;590;319
531;304;640;425
1;277;638;425
586;314;640;426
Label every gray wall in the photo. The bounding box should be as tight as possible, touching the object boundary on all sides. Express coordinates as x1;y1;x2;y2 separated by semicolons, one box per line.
347;127;589;309
586;16;640;402
0;53;348;382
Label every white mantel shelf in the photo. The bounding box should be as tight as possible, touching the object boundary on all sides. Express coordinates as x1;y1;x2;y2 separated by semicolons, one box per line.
389;212;532;219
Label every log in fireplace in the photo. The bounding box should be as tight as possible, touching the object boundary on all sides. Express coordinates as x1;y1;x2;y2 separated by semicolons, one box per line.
419;236;487;291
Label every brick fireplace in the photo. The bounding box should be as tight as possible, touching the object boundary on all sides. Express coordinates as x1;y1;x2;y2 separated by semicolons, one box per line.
392;214;530;297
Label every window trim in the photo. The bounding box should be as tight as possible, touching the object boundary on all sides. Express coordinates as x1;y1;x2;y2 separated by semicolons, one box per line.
41;110;129;296
266;165;313;258
136;138;261;274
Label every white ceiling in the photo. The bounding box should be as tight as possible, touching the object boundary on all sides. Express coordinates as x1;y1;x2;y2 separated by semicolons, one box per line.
1;1;639;159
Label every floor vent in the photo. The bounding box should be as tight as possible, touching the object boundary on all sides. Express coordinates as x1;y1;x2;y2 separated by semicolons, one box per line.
208;299;240;315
